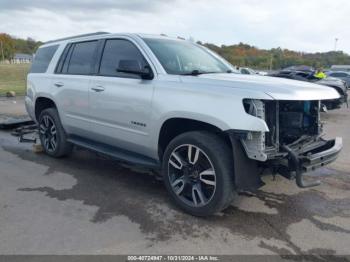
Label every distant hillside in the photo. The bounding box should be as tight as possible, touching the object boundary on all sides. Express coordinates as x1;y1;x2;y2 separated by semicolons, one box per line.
200;42;350;70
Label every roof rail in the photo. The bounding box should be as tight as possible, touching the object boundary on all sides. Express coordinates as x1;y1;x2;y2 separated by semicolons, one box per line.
44;32;110;44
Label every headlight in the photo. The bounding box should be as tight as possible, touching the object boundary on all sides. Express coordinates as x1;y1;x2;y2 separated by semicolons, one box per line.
243;99;265;119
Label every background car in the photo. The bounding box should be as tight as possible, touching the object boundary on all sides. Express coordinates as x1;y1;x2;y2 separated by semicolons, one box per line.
283;65;314;72
326;71;350;88
238;67;268;76
330;65;350;72
239;67;256;75
269;69;348;110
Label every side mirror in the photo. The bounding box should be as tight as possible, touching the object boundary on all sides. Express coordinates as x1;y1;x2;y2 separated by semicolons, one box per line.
117;60;153;80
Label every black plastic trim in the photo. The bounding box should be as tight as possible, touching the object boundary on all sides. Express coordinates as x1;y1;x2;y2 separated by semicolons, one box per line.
67;135;160;168
228;134;264;191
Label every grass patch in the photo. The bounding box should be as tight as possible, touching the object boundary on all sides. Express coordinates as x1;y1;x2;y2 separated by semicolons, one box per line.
0;64;30;96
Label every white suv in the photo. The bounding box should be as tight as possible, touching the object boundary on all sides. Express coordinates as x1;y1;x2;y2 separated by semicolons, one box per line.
26;32;342;216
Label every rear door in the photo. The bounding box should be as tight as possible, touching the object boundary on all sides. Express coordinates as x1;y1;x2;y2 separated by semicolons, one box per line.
52;40;98;136
88;38;155;155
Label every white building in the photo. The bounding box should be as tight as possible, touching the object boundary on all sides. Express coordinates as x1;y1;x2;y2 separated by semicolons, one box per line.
12;53;33;64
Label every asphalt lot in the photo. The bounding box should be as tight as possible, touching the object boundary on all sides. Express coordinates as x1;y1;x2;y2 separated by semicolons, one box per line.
0;97;349;256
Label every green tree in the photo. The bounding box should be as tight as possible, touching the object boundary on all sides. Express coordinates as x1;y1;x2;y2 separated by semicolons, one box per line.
200;41;350;70
13;37;42;54
0;33;15;60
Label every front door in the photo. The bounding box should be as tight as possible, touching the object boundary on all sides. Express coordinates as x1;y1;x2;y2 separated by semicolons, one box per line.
89;38;155;156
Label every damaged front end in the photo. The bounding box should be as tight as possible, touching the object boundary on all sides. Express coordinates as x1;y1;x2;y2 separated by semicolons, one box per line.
231;99;342;190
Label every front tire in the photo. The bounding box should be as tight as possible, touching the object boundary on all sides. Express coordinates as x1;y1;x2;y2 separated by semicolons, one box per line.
38;108;73;158
162;131;235;216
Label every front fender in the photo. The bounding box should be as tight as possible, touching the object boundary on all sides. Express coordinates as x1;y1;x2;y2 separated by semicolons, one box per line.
156;110;269;133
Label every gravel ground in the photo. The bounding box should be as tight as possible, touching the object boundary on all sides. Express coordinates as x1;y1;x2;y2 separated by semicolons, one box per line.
0;98;349;257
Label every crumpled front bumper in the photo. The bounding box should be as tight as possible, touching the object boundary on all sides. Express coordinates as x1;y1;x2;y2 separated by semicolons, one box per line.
282;137;343;188
302;137;343;172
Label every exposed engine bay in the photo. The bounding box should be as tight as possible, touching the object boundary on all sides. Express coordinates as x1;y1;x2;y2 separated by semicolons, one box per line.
242;99;321;161
266;100;320;146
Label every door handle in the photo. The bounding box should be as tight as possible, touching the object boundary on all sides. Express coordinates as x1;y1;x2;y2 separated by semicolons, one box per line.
91;86;105;92
54;82;64;87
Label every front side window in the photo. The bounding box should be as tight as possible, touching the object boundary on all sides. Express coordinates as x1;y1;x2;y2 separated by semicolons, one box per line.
30;45;59;73
67;41;98;75
143;38;231;75
99;39;148;78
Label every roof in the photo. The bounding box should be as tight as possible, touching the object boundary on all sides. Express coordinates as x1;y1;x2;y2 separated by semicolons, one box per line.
14;53;33;60
327;71;350;75
283;65;314;72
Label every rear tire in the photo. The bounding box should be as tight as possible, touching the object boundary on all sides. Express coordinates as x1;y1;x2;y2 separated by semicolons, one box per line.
38;108;73;158
162;131;235;216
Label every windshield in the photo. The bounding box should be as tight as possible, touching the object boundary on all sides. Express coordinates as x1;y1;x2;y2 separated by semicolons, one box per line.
143;38;232;75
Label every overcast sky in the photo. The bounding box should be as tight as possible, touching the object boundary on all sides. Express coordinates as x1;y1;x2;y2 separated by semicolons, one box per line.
0;0;349;53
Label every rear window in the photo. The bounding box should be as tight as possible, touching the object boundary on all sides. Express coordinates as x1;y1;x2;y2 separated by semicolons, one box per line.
30;45;59;73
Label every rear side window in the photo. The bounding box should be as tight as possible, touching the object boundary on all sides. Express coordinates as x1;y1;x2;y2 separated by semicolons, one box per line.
68;41;98;75
99;39;148;78
30;45;59;73
59;41;98;75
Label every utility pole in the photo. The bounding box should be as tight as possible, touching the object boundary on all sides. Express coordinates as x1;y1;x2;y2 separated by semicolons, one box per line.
0;40;4;61
334;38;338;51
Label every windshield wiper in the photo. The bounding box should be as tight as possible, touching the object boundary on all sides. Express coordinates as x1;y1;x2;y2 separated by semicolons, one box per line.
180;70;224;76
180;70;205;76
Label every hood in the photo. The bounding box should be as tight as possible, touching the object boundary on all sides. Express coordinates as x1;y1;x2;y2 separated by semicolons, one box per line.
180;73;340;101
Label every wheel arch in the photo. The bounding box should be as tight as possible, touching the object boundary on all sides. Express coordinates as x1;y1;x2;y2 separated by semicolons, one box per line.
35;96;57;121
157;117;232;160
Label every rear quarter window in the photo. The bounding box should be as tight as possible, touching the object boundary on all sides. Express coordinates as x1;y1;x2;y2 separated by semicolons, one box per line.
30;45;59;73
